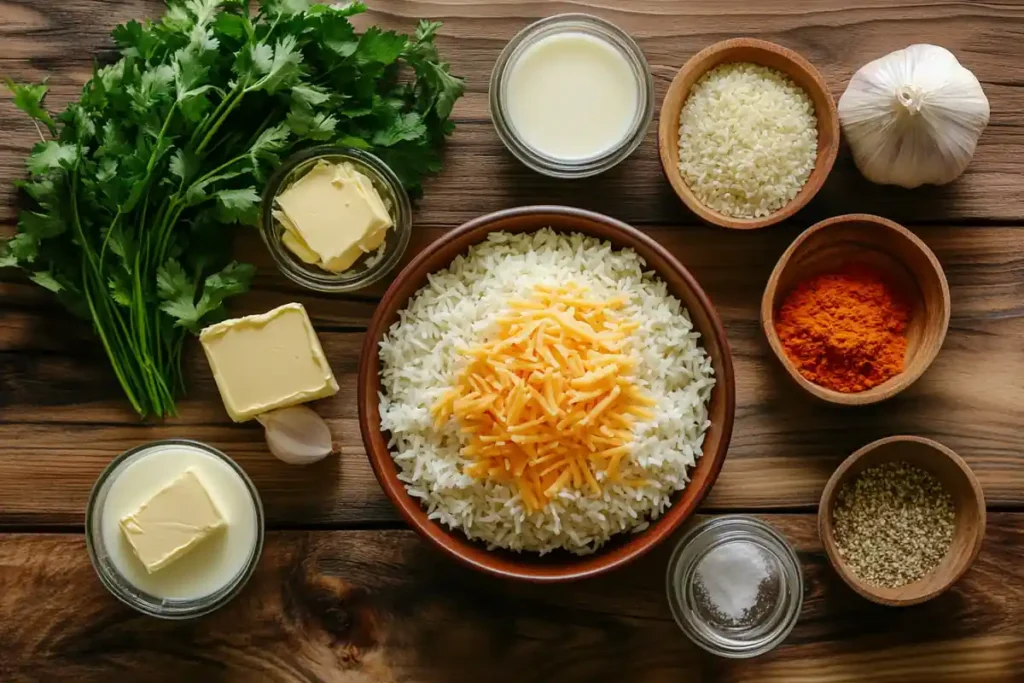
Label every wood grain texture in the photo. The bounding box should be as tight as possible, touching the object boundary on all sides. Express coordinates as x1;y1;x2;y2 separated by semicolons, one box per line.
2;1;1024;679
2;0;1024;228
1;515;1023;683
2;225;1023;525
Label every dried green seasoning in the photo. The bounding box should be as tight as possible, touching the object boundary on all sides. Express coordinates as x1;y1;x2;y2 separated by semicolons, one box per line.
832;461;955;588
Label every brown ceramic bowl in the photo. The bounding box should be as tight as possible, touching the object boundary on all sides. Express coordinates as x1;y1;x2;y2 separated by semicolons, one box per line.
358;206;736;582
819;436;986;606
761;214;950;405
658;38;839;229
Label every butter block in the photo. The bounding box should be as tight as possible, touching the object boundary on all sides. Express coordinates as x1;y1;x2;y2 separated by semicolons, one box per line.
274;160;393;271
119;469;226;574
199;303;339;422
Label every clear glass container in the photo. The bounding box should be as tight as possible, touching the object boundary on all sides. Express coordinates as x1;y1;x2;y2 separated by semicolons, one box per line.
666;516;803;658
85;439;264;619
260;146;412;293
489;14;654;178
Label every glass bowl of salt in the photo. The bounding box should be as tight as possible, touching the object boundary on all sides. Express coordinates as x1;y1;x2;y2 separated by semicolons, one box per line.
666;515;803;658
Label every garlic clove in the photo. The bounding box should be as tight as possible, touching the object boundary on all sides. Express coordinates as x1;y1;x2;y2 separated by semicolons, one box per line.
256;405;335;465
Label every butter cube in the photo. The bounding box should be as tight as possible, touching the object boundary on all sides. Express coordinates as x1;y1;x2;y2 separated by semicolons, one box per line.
274;160;393;270
119;469;226;574
199;303;339;422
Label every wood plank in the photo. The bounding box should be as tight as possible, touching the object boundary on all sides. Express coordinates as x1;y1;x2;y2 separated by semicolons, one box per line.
2;225;1023;525
2;1;1024;226
1;514;1023;682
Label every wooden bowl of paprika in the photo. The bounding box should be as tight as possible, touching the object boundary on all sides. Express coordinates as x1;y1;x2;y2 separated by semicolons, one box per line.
761;214;950;405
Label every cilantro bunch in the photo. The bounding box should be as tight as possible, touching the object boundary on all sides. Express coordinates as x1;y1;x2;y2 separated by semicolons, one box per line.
1;0;463;418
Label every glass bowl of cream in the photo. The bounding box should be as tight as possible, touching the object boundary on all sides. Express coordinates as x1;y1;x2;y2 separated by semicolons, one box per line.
489;14;654;178
85;439;264;619
260;146;413;293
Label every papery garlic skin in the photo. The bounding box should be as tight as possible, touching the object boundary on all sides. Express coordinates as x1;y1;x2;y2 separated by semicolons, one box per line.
838;44;990;188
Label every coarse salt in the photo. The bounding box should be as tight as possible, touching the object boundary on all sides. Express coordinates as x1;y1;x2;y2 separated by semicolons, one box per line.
695;541;770;624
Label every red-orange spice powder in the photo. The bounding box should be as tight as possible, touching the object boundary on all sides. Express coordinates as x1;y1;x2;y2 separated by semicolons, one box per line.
774;264;911;393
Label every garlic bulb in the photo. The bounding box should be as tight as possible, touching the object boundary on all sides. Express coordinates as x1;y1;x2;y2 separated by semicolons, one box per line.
256;405;335;465
838;44;989;188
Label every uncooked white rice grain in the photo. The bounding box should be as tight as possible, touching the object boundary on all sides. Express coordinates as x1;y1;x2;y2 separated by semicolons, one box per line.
677;62;818;219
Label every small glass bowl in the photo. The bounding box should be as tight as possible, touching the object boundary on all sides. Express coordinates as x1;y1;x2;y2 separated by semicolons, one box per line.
85;439;264;620
260;146;412;292
489;14;654;178
666;516;804;658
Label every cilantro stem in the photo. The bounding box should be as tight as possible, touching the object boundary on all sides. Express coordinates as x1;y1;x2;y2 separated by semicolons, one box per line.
6;1;463;417
190;154;247;189
195;82;247;154
82;263;143;416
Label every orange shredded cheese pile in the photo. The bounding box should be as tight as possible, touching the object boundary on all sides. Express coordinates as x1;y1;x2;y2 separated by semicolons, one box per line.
431;282;655;512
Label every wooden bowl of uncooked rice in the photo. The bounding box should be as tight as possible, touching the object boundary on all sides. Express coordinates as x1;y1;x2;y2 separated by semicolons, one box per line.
358;206;736;582
658;38;840;229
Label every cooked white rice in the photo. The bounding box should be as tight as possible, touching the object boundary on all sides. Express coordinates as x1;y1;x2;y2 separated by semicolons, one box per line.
677;62;818;219
378;229;715;554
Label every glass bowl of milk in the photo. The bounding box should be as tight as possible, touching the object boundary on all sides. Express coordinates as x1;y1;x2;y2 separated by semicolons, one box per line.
490;14;654;178
85;440;264;619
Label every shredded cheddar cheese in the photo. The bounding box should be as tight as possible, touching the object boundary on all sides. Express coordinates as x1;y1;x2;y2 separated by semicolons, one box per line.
431;282;654;511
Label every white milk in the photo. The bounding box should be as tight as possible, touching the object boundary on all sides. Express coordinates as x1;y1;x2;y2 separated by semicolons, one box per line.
505;32;639;160
100;444;259;601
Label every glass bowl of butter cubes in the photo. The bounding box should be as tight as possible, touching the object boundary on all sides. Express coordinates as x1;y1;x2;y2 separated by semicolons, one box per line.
261;146;413;292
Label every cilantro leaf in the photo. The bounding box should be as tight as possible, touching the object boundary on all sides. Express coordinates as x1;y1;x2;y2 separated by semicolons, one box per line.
174;48;210;94
213;12;249;40
337;135;371;150
30;271;65;294
156;258;192;302
356;27;407;65
108;272;133;307
262;0;311;17
249;123;290;168
286;104;337;140
376;142;443;193
316;11;358;57
3;1;462;417
195;261;254;319
246;36;303;93
214;187;260;224
0;241;16;268
157;258;203;330
308;1;364;16
291;83;331;106
415;20;441;45
27;141;78;174
425;61;464;119
4;79;56;134
112;20;162;61
372;112;427;147
170;149;200;183
158;259;253;331
19;210;66;240
4;233;40;264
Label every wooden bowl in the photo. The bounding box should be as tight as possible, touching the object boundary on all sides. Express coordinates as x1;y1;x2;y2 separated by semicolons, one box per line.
761;214;950;405
819;436;986;606
358;206;736;582
657;38;839;229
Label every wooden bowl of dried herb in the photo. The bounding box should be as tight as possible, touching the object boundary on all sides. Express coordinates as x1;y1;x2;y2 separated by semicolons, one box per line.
818;436;986;607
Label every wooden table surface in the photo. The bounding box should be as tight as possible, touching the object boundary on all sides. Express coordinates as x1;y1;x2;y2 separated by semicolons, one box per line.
3;1;1024;681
